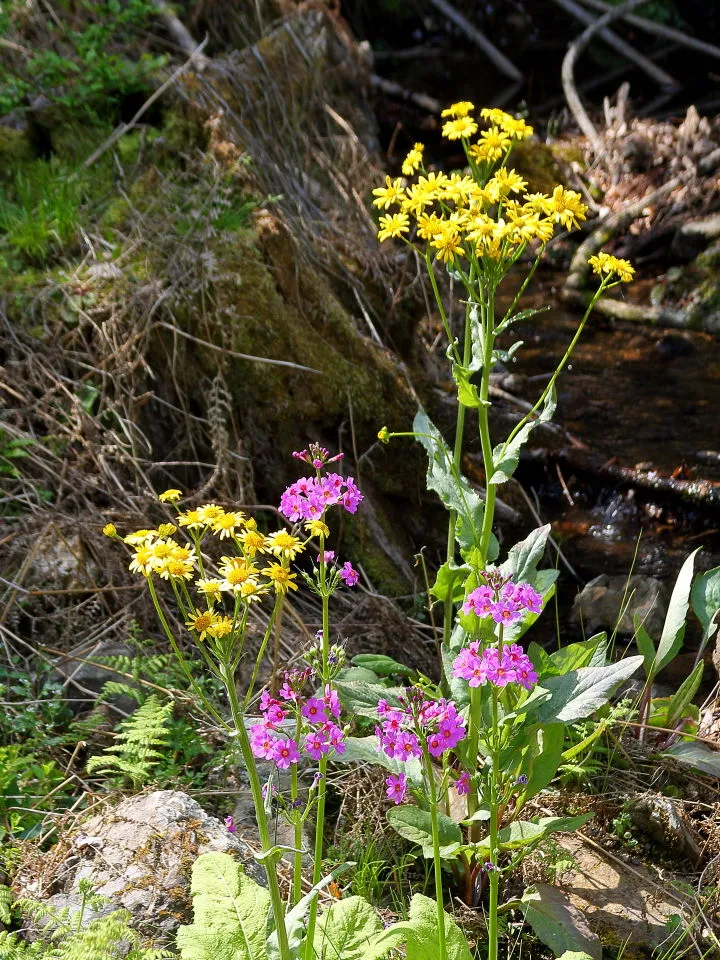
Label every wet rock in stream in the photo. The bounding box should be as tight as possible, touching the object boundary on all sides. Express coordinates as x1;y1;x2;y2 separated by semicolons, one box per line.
571;574;668;636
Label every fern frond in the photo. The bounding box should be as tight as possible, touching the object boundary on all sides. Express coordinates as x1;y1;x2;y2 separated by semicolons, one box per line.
86;695;173;788
96;681;144;705
0;885;12;925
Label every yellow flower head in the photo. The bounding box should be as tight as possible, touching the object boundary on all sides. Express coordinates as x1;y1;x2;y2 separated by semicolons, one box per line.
501;116;534;140
372;176;406;211
159;557;195;581
472;126;511;163
305;519;330;538
588;252;635;283
177;510;204;530
402;143;424;176
523;192;553;215
262;563;298;594
185;609;217;641
129;545;154;576
442;116;478;141
102;523;117;538
196;578;224;602
238;528;266;557
158;488;182;503
211;511;246;539
240;580;268;604
480;107;514;126
171;543;195;562
207;616;233;639
221;564;259;592
492;167;528;197
197;503;225;524
150;538;176;565
549;185;588;229
265;531;304;560
157;523;177;537
378;212;410;242
442;101;475;118
430;222;463;263
123;529;157;546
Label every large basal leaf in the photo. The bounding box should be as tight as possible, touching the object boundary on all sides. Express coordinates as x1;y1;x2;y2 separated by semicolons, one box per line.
413;408;484;551
387;805;461;859
516;724;565;805
525;658;644;724
490;387;556;485
500;524;552;583
521;883;601;960
338;736;424;787
475;815;592;857
654;548;700;676
663;741;720;777
633;614;656;676
691;564;720;633
351;654;416;678
313;895;382;960
334;680;404;718
665;661;704;728
176;853;269;960
366;894;473;960
536;635;607;679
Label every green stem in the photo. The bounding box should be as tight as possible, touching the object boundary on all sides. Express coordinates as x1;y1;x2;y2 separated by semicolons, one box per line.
425;748;448;960
244;593;284;708
304;571;331;958
466;685;482;836
477;290;496;567
488;689;500;960
222;662;291;960
291;748;303;905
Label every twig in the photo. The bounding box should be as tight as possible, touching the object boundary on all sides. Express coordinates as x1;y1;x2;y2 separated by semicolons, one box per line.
149;0;208;64
577;0;720;60
155;320;322;374
427;0;523;82
561;0;656;152
370;74;443;115
553;0;678;89
81;37;209;170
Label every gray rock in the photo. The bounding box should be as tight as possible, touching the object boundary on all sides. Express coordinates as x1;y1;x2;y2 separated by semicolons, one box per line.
629;796;701;866
671;214;720;261
572;574;668;637
51;640;135;714
18;790;262;938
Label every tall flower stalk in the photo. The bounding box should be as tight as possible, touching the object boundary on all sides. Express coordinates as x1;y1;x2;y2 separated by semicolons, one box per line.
374;101;635;957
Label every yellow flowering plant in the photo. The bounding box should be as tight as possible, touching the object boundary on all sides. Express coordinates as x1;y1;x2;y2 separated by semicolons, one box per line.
373;102;635;960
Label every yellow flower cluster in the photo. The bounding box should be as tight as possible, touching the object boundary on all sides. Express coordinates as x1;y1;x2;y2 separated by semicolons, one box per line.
372;101;587;266
588;252;635;283
115;496;308;643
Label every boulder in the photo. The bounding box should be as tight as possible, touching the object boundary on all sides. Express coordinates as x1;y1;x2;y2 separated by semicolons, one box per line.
17;790;261;938
572;574;668;637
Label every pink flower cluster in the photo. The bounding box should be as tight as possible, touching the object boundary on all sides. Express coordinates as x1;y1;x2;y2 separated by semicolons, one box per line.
463;580;542;624
453;642;538;690
376;693;466;762
250;675;345;769
279;473;363;522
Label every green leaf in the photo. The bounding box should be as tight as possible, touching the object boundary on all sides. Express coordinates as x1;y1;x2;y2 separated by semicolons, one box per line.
654;548;701;676
663;741;720;777
666;661;704;728
367;894;473;960
452;365;486;409
334;681;404;718
633;614;656;676
314;896;382;959
268;866;351;958
337;736;424;787
490;386;556;484
545;635;607;678
413;408;484;551
516;724;565;805
500;524;552;583
350;655;416;678
525;658;644;724
176;852;270;960
494;815;591;852
521;883;602;960
691;565;720;633
429;560;471;603
387;806;461;859
496;305;550;334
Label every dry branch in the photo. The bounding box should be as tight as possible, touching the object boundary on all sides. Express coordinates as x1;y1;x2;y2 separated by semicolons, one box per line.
562;0;657;152
370;74;443;115
552;0;678;89
577;0;720;61
427;0;523;83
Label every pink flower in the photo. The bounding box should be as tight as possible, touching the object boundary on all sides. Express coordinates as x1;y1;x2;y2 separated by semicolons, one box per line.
302;697;329;723
517;582;542;613
340;562;359;587
304;729;330;761
250;722;278;760
317;550;335;563
462;585;494;617
324;722;346;754
490;600;524;625
225;814;236;833
454;772;471;796
386;773;407;804
272;738;300;769
323;685;342;719
394;730;422;760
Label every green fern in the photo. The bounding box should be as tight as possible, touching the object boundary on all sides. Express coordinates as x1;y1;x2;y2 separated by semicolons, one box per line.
0;886;12;925
86;695;172;788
